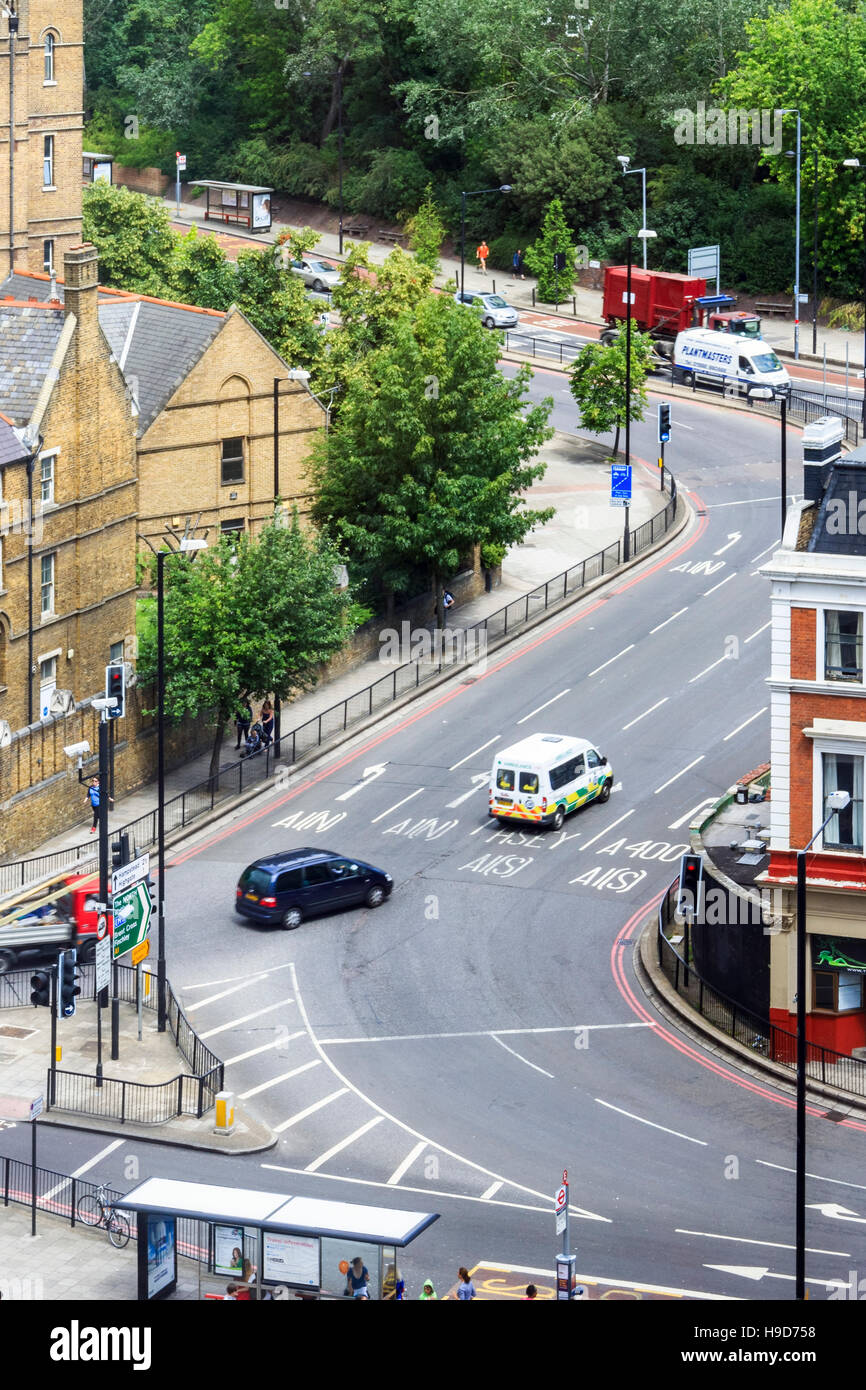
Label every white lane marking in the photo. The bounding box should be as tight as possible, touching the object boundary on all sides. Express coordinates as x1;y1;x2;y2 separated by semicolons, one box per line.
273;1087;350;1135
42;1138;125;1203
322;1022;654;1044
703;572;737;597
622;697;668;731
676;1228;849;1257
744;620;771;643
262;1162;553;1215
579;808;634;851
182;963;293;990
750;541;777;562
446;773;488;808
223;1031;305;1066
517;689;571;725
335;762;388;801
588;645;634;677
305;1115;384;1172
654;757;704;794
450;736;500;771
668;797;716;831
371;788;424;824
184;977;269;1011
595;1098;707;1146
707;495;783;507
650;607;688;634
689;655;728;683
238;1059;321;1100
386;1141;428;1187
289;964;610;1222
491;1033;554;1078
469;823;488;835
480;1181;503;1201
199;998;294;1040
705;1264;845;1289
723;706;768;741
756;1159;866;1193
713;532;741;556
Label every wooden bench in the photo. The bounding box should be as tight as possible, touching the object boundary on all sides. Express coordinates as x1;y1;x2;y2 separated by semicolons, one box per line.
377;229;406;244
342;224;369;236
755;300;792;317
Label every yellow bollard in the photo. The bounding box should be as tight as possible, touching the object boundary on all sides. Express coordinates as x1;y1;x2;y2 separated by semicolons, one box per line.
214;1091;235;1136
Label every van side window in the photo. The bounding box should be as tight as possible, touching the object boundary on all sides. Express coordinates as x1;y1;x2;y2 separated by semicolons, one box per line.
519;771;539;794
276;868;303;893
303;863;332;886
550;761;571;791
496;769;515;791
738;356;753;374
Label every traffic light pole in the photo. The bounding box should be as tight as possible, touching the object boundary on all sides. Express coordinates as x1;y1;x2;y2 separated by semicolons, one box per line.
49;966;57;1107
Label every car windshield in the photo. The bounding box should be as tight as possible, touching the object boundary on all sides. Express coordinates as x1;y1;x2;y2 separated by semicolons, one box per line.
308;261;331;272
752;351;782;372
484;296;508;308
738;320;761;337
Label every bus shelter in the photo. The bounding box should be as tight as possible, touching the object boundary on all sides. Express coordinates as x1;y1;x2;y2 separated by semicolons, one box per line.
82;152;113;184
115;1177;439;1301
196;181;273;232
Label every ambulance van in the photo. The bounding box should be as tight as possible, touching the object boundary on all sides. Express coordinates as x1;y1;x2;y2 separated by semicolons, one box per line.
489;733;614;831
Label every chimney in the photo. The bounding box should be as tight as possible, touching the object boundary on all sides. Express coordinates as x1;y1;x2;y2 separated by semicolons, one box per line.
63;243;100;346
802;416;845;503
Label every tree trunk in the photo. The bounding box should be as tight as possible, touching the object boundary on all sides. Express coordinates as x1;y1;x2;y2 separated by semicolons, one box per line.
209;713;227;784
431;570;443;631
319;58;348;147
384;584;395;624
613;422;621;456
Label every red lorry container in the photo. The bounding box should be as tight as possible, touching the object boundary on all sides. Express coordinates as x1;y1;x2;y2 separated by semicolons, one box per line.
602;266;707;345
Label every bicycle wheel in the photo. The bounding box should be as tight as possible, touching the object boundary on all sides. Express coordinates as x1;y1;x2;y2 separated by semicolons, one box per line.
77;1193;103;1226
107;1211;130;1249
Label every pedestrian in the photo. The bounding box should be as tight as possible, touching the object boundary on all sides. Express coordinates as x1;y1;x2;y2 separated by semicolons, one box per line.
523;1284;538;1300
513;248;525;280
86;776;113;833
419;1278;437;1300
223;1283;239;1300
345;1255;370;1298
260;699;274;747
456;1266;476;1300
442;590;455;611
476;240;489;275
234;699;252;750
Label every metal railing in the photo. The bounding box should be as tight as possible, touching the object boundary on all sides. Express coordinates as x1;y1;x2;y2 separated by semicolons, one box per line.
2;474;678;897
657;877;866;1098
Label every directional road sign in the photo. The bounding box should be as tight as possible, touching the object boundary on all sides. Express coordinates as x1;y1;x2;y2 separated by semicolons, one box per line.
610;464;632;508
112;853;149;896
112;881;152;960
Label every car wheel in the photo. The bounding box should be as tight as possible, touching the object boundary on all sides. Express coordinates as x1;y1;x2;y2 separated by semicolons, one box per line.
365;885;386;909
600;329;618;347
483;316;495;329
551;805;565;831
598;779;612;804
312;279;325;293
281;907;302;930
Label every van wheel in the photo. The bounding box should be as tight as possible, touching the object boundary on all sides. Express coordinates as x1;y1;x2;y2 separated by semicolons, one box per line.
281;907;302;930
0;950;16;974
598;780;612;804
551;805;565;831
365;885;385;909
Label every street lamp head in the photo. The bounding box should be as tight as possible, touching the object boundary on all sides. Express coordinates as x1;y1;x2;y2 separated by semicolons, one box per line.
179;537;207;554
826;790;851;811
843;157;861;168
616;155;630;169
286;368;311;381
638;228;657;239
499;185;512;193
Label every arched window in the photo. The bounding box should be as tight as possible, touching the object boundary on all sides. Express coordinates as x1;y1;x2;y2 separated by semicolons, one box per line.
44;32;56;83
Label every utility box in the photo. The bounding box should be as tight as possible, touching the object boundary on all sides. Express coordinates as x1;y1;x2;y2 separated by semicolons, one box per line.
214;1091;235;1135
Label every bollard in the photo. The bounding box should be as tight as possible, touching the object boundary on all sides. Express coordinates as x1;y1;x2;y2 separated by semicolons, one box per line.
214;1090;235;1136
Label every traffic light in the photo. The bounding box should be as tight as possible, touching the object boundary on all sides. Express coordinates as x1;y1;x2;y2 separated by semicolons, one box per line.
553;252;567;272
678;852;704;919
106;662;125;719
57;949;80;1019
658;402;671;444
112;832;130;872
30;969;52;1008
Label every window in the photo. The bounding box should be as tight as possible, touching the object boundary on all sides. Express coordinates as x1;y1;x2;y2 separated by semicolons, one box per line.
586;749;602;768
110;641;123;664
0;536;3;591
39;452;55;505
44;32;55;83
39;655;57;718
43;135;54;188
329;860;359;880
42;239;54;274
822;753;864;851
220;519;244;542
40;553;55;614
303;863;332;887
496;769;515;791
813;969;864;1013
518;771;539;794
220;438;244;485
824;610;863;682
276;868;303;893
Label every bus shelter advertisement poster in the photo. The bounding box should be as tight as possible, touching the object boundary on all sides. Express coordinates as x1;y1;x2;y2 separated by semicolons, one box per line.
214;1226;245;1278
146;1216;176;1298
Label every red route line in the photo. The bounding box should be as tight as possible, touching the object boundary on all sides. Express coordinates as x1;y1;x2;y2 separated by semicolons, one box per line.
171;498;708;866
609;892;866;1132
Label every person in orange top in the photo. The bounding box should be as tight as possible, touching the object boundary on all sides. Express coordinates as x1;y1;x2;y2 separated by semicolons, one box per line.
476;241;489;274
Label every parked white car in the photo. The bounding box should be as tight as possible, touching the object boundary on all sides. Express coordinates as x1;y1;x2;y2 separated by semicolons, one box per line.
288;258;341;293
453;290;519;329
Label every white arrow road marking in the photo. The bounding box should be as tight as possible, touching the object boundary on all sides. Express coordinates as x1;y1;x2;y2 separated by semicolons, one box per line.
335;762;389;801
705;1265;844;1289
808;1202;866;1225
447;773;489;808
714;532;742;555
668;797;717;830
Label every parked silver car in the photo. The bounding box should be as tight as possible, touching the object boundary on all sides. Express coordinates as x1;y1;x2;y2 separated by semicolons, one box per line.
289;258;341;293
453;290;519;329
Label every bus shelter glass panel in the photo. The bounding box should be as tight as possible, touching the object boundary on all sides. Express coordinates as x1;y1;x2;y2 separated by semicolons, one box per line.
322;1238;380;1299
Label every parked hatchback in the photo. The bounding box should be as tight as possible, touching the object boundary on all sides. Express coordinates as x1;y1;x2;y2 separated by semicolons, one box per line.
235;848;393;930
453;290;519;329
288;258;340;293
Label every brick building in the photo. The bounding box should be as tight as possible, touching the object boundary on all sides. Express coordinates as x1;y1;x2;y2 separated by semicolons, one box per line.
0;1;84;278
761;438;866;1054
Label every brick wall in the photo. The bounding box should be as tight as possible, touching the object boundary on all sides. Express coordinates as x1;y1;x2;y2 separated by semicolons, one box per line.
113;166;170;197
789;689;866;846
790;606;816;680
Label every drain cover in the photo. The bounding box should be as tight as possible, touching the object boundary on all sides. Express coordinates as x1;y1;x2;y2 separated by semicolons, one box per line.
0;1026;35;1040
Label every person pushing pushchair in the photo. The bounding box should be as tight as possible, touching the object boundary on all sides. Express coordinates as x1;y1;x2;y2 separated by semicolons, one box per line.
241;721;266;758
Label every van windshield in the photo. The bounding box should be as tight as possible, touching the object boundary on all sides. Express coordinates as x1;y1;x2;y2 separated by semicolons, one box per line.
752;351;782;373
518;772;539;794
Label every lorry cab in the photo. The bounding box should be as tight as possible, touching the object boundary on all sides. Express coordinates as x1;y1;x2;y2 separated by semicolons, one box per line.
706;311;761;337
673;328;791;399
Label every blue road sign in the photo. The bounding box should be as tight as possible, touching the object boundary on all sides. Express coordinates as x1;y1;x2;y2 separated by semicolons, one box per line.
610;464;632;508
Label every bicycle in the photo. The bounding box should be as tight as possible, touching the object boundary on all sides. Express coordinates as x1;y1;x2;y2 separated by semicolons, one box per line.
76;1183;130;1248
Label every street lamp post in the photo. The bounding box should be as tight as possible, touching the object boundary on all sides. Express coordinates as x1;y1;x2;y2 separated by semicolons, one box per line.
842;158;866;431
781;110;802;360
617;156;648;269
459;185;511;298
156;538;207;1032
794;788;851;1300
337;66;344;257
812;148;819;358
623;229;656;561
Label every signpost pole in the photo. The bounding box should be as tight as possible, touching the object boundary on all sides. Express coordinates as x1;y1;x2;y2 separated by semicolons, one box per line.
31;1115;37;1237
96;712;109;1087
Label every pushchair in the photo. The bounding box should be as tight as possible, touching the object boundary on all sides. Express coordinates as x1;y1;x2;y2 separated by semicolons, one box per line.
241;721;265;758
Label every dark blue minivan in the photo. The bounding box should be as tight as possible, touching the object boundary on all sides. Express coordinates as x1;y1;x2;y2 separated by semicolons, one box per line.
235;848;393;930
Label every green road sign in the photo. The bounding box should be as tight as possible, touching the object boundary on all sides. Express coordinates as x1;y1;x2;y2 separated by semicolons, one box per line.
112;881;152;960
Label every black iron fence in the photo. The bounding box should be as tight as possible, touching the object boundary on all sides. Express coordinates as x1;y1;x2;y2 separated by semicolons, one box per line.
2;473;678;898
657;877;866;1098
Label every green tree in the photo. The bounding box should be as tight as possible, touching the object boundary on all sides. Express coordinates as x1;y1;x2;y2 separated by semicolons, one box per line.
308;293;554;619
569;333;655;456
523;198;579;303
232;246;325;373
137;517;358;777
405;184;447;272
325;243;435;390
82;183;176;295
168;227;237;310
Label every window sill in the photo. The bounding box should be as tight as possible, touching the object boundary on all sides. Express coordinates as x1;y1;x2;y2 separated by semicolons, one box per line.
43;81;58;88
42;185;57;192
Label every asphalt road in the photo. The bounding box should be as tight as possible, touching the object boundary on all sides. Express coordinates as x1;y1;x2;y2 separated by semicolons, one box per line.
11;379;866;1307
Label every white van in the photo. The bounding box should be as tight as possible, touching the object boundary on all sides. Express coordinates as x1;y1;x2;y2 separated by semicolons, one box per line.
673;328;791;398
489;733;613;830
